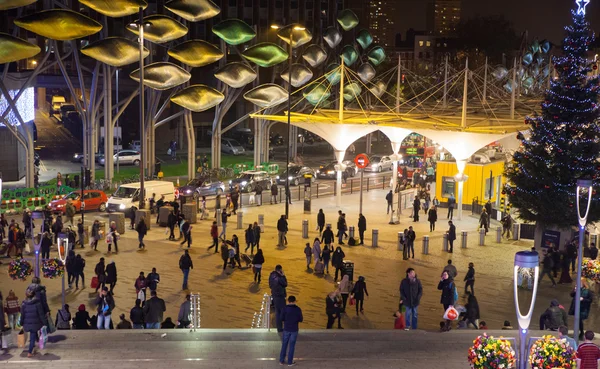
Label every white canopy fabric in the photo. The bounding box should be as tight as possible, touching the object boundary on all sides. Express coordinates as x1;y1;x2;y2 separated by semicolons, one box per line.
378;127;413;150
292;122;379;153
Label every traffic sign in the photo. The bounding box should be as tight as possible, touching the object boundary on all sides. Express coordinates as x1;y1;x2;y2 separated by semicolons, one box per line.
354;153;369;169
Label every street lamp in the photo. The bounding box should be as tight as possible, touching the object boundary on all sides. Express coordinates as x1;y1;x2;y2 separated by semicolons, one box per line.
513;250;540;369
283;25;305;219
574;178;593;343
129;8;152;210
57;233;69;308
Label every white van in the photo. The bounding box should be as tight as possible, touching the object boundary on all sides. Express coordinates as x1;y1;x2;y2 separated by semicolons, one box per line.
106;180;175;212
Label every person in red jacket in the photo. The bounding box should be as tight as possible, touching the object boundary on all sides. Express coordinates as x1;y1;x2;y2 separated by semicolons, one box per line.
208;221;219;253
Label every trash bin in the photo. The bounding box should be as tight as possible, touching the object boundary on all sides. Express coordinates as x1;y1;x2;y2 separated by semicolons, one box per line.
154;162;162;176
342;260;355;282
302;220;308;239
349;226;355;239
258;214;264;233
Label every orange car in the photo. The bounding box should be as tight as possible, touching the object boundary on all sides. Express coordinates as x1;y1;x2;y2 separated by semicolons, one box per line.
49;190;109;213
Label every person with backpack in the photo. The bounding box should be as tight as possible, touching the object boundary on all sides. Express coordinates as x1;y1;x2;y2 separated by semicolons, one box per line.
357;213;367;245
179;249;193;290
438;270;456;332
55;303;71;330
269;265;288;332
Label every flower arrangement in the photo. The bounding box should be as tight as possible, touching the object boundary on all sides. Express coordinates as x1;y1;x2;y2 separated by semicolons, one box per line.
467;333;516;369
8;258;33;281
582;257;600;282
41;258;65;279
529;335;576;369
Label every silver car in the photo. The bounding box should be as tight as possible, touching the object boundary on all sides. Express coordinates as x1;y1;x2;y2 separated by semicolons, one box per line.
364;155;394;172
179;178;225;199
99;150;140;166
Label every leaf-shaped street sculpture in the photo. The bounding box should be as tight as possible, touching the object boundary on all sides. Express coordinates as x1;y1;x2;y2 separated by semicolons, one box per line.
541;40;551;54
0;33;40;64
341;45;358;66
78;0;147;17
212;19;256;45
126;15;188;44
522;52;533;66
130;62;191;90
168;40;223;68
492;66;508;80
356;30;373;50
171;84;224;112
214;62;257;88
343;82;362;102
0;0;36;11
323;27;342;49
369;80;387;99
303;84;330;106
244;84;288;108
242;43;288;68
14;10;102;40
336;9;359;31
165;0;220;22
325;63;341;85
367;46;386;66
302;44;327;67
530;40;540;54
276;24;313;48
281;64;314;88
82;37;149;67
358;63;376;83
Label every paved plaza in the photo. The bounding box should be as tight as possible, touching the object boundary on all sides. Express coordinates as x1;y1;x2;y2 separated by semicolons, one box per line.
0;188;595;332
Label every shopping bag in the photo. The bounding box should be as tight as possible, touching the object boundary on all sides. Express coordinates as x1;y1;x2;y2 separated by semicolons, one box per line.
17;330;26;348
137;289;145;301
349;297;356;306
105;235;113;244
1;329;12;349
443;306;459;321
46;312;56;333
167;148;172;155
24;242;31;254
91;276;99;289
38;326;47;349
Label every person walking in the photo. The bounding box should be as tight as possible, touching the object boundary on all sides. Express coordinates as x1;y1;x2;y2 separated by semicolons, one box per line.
303;243;312;269
559;250;573;284
76;218;84;247
254;184;263;206
321;225;334;249
270;182;278;204
40;231;52;259
501;213;513;239
539;250;557;287
386;190;393;214
130;299;145;329
143;290;166;329
136;218;147;249
107;221;119;253
312;238;322;269
199;196;207;220
91;220;100;250
332;246;346;282
438;270;456;332
400;268;423;330
447;194;456;220
94;286;115;329
569;278;593;340
326;291;343;329
405;226;416;260
269;265;288;332
94;257;106;292
576;331;600;369
65;199;76;227
167;210;177;241
244;224;255;254
155;195;165;224
105;261;117;294
5;290;20;329
322;243;332;274
73;254;85;289
358;213;367;245
428;206;437;232
464;262;475;295
147;267;160;292
230;189;239;215
252;249;265;283
447;221;456;253
317;209;325;235
208;221;219;253
351;276;369;315
220;242;229;271
423;195;430;215
180;218;192;248
463;292;480;329
479;209;489;234
179;249;193;290
277;215;288;247
177;294;192;328
128;206;137;230
253;222;261;251
338;274;352;313
279;296;303;366
219;211;231;239
20;287;48;357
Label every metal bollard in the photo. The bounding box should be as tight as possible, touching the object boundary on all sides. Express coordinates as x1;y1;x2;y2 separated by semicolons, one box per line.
422;235;429;255
216;209;222;226
496;226;502;243
349;226;355;239
512;223;520;240
258;214;264;233
442;233;448;251
237;212;243;229
479;228;485;246
461;231;468;249
302;220;309;239
372;229;378;247
397;232;404;251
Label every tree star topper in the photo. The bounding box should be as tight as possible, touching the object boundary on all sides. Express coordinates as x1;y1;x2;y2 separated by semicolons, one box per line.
577;0;590;15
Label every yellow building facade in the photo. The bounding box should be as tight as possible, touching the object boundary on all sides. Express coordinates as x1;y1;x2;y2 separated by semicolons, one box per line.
435;160;507;207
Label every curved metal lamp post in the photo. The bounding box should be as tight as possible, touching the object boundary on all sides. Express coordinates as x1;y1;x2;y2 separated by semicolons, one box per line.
574;178;593;343
513;250;540;369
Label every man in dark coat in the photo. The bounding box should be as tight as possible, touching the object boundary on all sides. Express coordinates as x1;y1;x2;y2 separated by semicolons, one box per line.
105;261;118;294
94;287;115;330
270;182;278;204
331;247;346;282
143;290;166;329
405;226;416;260
428;206;438;232
447;221;457;253
180;219;192;248
357;213;367;245
269;265;288;332
179;249;193;290
94;258;106;292
385;190;393;214
413;198;421;222
277;215;288;247
400;268;423;330
167;211;177;241
20;288;47;356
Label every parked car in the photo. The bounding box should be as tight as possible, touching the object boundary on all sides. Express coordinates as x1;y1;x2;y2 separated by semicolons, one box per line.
179;177;225;199
316;161;354;180
276;165;316;186
364;155;394;172
107;181;174;212
221;138;245;155
50;190;109;213
59;104;77;121
99;150;140;166
229;170;272;193
72;152;104;163
51;96;66;114
130;140;141;151
225;131;253;149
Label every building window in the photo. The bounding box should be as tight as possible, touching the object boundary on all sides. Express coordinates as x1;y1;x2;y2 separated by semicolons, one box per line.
418;52;423;58
275;0;282;7
442;177;456;198
426;41;431;47
245;0;253;6
306;0;313;8
260;0;268;6
419;41;424;47
291;0;298;8
229;0;237;6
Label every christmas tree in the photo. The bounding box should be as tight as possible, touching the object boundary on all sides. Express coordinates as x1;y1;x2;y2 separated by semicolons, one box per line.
505;2;600;228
